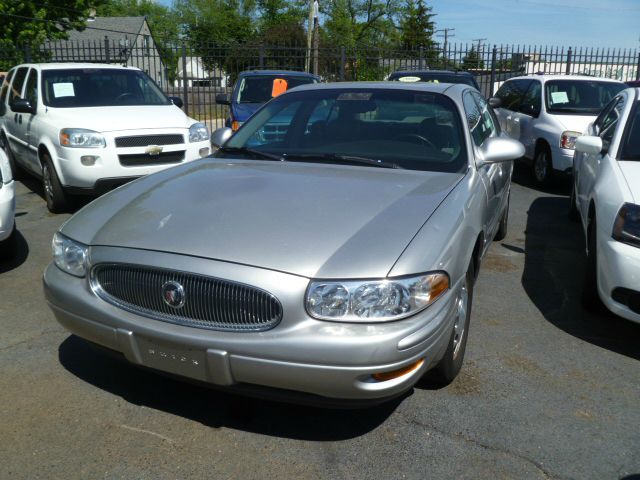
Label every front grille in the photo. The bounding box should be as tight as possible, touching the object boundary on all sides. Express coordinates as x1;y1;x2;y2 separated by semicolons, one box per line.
91;264;283;332
115;134;184;148
118;151;185;166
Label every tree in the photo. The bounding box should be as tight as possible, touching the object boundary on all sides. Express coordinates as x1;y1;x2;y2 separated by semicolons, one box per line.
174;0;255;46
461;46;485;70
0;0;105;68
398;0;435;51
256;0;307;44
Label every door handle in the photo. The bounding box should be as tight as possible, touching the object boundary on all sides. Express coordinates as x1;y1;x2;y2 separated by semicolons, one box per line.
14;114;18;123
514;118;520;123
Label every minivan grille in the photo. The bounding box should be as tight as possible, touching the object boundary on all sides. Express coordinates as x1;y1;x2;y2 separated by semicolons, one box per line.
91;264;283;332
115;134;184;148
118;151;185;166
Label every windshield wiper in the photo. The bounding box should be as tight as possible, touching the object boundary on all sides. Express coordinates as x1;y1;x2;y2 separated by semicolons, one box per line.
282;153;402;169
217;146;283;161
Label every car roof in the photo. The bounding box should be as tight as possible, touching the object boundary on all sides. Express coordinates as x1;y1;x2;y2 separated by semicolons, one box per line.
286;81;463;95
11;63;140;71
391;70;474;77
239;70;320;78
505;74;624;83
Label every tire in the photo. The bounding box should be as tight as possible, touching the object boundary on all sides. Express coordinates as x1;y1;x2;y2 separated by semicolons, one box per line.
582;215;605;311
0;131;22;180
568;180;580;222
494;191;510;241
0;224;18;261
42;153;69;213
430;260;474;385
532;146;552;186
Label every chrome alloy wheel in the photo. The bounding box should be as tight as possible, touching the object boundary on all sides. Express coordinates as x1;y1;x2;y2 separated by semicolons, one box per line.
43;163;53;201
452;279;469;360
533;151;548;183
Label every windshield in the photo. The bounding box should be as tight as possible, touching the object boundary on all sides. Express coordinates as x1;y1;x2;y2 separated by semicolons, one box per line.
544;80;624;115
218;88;468;173
390;73;478;89
235;75;318;104
42;68;171;108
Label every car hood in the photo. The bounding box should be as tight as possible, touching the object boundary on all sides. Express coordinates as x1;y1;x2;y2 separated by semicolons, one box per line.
231;103;262;122
45;105;194;132
552;114;596;133
62;159;464;279
617;161;640;203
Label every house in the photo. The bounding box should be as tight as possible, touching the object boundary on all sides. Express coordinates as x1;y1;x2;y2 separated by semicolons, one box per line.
176;56;229;88
45;16;169;87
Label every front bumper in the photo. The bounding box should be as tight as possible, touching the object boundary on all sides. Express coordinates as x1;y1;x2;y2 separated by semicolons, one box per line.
0;179;15;242
597;233;640;324
43;248;459;403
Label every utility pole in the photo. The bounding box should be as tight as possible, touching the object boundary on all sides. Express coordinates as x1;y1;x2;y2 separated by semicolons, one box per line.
312;0;319;75
305;0;314;72
472;37;487;69
436;28;455;67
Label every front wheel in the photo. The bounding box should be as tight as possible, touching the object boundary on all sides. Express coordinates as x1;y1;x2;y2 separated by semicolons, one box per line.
430;260;474;385
568;181;580;222
42;154;69;213
532;147;552;186
582;216;604;311
494;191;510;241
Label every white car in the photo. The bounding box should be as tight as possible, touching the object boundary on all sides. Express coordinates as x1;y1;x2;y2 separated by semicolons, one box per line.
491;75;625;185
571;86;640;323
0;63;211;212
0;148;16;258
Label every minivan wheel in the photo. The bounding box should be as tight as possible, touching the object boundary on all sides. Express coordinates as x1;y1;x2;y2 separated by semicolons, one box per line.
429;260;474;385
42;154;69;213
532;147;552;186
0;132;22;180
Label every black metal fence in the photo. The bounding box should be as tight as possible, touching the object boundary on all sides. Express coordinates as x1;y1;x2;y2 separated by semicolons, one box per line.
2;40;639;130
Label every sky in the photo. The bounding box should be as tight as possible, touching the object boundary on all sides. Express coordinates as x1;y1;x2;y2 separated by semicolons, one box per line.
428;0;640;49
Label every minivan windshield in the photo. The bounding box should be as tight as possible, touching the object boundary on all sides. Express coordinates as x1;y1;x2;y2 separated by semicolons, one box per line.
545;79;624;115
42;68;170;108
218;88;468;173
235;75;318;104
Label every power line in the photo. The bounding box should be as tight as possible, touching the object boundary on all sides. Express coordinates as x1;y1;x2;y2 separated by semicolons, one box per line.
472;37;487;52
435;27;455;64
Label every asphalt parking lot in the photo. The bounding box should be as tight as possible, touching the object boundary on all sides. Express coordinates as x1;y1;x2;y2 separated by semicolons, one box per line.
1;164;639;480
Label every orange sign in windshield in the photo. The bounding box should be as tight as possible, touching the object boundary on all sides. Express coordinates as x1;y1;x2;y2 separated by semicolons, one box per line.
271;78;288;97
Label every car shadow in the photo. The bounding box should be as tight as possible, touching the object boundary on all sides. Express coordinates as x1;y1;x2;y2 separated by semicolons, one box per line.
58;335;399;440
512;160;571;196
0;228;29;273
522;196;640;360
18;176;93;214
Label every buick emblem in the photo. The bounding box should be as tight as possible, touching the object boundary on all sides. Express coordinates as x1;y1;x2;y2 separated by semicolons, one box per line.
162;281;185;308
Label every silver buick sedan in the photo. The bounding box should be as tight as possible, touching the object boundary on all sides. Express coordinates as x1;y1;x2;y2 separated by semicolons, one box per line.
44;82;523;406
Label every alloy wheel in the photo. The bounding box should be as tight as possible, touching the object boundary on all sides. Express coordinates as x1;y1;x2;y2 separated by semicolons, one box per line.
452;279;469;359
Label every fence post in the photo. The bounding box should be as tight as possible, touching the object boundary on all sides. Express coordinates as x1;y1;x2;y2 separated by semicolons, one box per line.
490;45;497;96
340;46;346;81
23;44;32;63
419;46;424;69
259;44;265;69
636;51;640;81
565;47;572;75
181;43;189;116
104;36;110;63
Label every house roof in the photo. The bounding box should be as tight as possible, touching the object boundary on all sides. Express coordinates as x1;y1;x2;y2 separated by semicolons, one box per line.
64;17;146;43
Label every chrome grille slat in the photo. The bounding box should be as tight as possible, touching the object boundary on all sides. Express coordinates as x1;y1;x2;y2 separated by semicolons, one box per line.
91;264;282;332
115;134;185;148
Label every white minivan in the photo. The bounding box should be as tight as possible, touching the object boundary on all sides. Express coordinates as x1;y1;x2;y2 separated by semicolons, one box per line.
0;63;211;212
490;75;625;185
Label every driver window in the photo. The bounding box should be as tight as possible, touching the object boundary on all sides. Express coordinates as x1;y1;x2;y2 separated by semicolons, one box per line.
24;69;38;110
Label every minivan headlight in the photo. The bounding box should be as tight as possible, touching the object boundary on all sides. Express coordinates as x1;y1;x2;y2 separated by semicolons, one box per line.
612;203;640;248
60;129;106;148
306;272;449;322
189;123;210;142
52;232;88;277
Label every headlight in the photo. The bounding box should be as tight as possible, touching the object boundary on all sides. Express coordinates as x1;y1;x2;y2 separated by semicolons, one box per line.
52;232;88;277
560;130;582;149
612;203;640;248
306;272;449;322
189;123;210;142
59;129;106;148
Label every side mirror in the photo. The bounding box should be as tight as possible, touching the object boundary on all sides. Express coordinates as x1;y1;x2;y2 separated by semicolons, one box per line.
11;98;36;114
215;93;230;105
211;127;233;148
488;97;502;109
574;135;603;155
478;137;525;165
168;96;183;108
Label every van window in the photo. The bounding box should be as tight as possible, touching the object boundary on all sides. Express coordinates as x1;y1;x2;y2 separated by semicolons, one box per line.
495;79;532;111
24;68;38;110
9;67;29;105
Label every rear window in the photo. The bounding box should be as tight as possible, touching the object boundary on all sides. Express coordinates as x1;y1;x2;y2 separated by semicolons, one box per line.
235;75;318;104
545;80;625;115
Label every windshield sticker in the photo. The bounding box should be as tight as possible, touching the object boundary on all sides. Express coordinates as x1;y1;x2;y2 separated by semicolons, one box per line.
337;92;373;101
271;78;288;97
53;82;75;98
550;91;569;104
398;76;421;83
